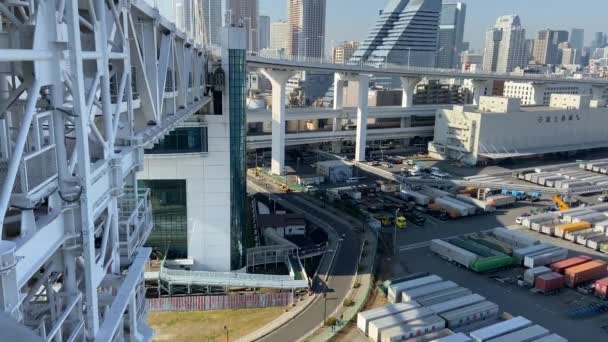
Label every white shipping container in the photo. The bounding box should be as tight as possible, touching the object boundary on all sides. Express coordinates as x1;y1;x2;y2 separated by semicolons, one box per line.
440;301;499;329
565;228;594;242
486;324;549;342
417;287;473;307
368;307;434;342
456;194;495;212
426;294;486;315
594;220;608;233
573;213;608;224
541;224;557;236
485;195;516;207
523;266;552;285
513;244;554;263
357;301;421;335
379;315;445;342
469;316;533;342
587;236;608;250
430;240;478;269
435;198;469;217
577;231;605;245
431;333;473;342
441;197;477;216
388;275;443;304
401;281;458;302
400;190;431;206
524;248;568;268
533;333;568;342
492;228;539;248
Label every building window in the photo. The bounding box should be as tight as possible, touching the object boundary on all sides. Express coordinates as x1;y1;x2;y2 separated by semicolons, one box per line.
139;179;188;259
147;127;208;154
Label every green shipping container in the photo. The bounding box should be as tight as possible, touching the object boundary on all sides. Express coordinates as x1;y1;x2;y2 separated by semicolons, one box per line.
450;239;494;258
600;243;608;254
469;237;513;256
469;255;514;273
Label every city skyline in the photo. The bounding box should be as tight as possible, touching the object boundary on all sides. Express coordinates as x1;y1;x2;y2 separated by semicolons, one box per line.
259;0;607;52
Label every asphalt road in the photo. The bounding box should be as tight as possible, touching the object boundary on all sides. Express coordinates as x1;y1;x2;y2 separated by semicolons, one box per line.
248;181;362;342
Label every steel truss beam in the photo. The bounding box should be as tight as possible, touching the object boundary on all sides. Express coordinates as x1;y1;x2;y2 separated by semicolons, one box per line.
0;0;210;341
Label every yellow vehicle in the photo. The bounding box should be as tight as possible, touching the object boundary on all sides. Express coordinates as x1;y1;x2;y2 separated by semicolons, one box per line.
396;216;407;229
379;215;392;227
552;195;570;211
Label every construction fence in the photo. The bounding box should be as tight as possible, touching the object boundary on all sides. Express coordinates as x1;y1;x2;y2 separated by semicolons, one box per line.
147;292;294;312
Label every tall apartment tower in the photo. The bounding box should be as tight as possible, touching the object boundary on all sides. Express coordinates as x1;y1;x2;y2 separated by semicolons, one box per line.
482;15;527;73
201;0;222;46
351;0;441;67
570;28;584;51
332;41;359;64
270;20;290;51
258;15;271;49
532;29;569;65
287;0;327;58
227;0;259;51
436;2;467;69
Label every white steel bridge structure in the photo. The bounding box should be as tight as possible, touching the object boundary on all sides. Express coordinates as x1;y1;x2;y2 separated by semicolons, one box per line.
0;0;210;341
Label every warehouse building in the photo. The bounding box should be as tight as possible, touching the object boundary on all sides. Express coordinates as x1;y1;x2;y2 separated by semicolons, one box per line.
428;94;608;166
503;81;598;105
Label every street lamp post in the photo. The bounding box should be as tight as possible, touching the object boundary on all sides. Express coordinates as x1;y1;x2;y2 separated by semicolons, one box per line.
224;325;229;342
393;208;400;255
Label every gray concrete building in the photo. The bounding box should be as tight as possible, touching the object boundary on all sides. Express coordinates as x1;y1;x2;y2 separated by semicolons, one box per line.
287;0;327;58
482;15;527;73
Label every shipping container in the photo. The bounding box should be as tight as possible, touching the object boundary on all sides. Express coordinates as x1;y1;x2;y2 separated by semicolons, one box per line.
388;275;443;304
468;237;512;255
379;315;445;342
486;195;516;207
562;210;594;223
430;240;478;269
367;307;435;342
541;224;557;235
357;301;421;335
554;221;592;238
550;256;592;274
401;281;459;302
431;333;473;342
456;194;495;212
593;220;608;233
587;236;608;250
535;272;565;293
400;190;431;206
435;198;469;217
521;213;560;229
426;294;486;315
513;244;555;264
441;197;477;216
565;260;608;287
469;255;514;273
523;266;552;285
409;329;453;342
417;288;473;307
532;334;568;342
469;316;532;342
454;238;502;258
601;242;608;254
572;212;608;224
564;228;594;242
594;277;608;298
492;228;539;248
440;301;499;329
486;324;549;342
428;203;463;219
524;248;568;268
576;231;604;245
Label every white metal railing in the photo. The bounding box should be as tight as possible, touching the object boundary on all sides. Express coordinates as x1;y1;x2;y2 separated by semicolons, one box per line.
247;52;608;84
118;188;153;261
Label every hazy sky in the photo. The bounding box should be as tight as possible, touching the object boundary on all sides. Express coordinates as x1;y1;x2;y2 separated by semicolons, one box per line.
257;0;607;51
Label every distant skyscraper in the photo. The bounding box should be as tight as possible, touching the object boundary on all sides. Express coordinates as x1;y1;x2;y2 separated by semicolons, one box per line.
227;0;259;51
570;28;584;51
287;0;327;58
482;15;527;73
559;42;579;65
270;20;290;51
592;32;607;49
201;0;222;46
258;15;271;49
351;0;441;67
332;41;359;64
436;2;466;69
532;29;569;65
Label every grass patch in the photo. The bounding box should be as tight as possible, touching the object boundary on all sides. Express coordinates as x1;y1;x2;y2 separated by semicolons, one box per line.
149;306;286;341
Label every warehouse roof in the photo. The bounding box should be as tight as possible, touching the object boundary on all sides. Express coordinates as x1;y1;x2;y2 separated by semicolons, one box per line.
479;140;608;160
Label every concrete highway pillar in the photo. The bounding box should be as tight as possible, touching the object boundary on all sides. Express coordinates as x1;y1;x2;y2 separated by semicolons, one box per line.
531;82;546;105
400;77;420;131
471;79;487;106
260;69;294;175
591;85;606;101
355;74;370;162
332;73;345;153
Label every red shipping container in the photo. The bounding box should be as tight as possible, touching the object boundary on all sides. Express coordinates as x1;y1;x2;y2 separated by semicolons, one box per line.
550;255;592;274
535;272;565;292
565;260;608;287
595;278;608;298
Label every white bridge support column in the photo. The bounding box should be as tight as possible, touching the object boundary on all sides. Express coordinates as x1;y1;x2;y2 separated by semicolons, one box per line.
261;69;294;175
471;79;487;106
355;74;370;162
531;82;546;105
332;73;345;153
400;77;420;128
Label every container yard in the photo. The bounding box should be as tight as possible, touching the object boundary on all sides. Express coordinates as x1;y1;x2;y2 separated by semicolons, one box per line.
358;274;566;342
388;275;443;304
485;324;549;342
